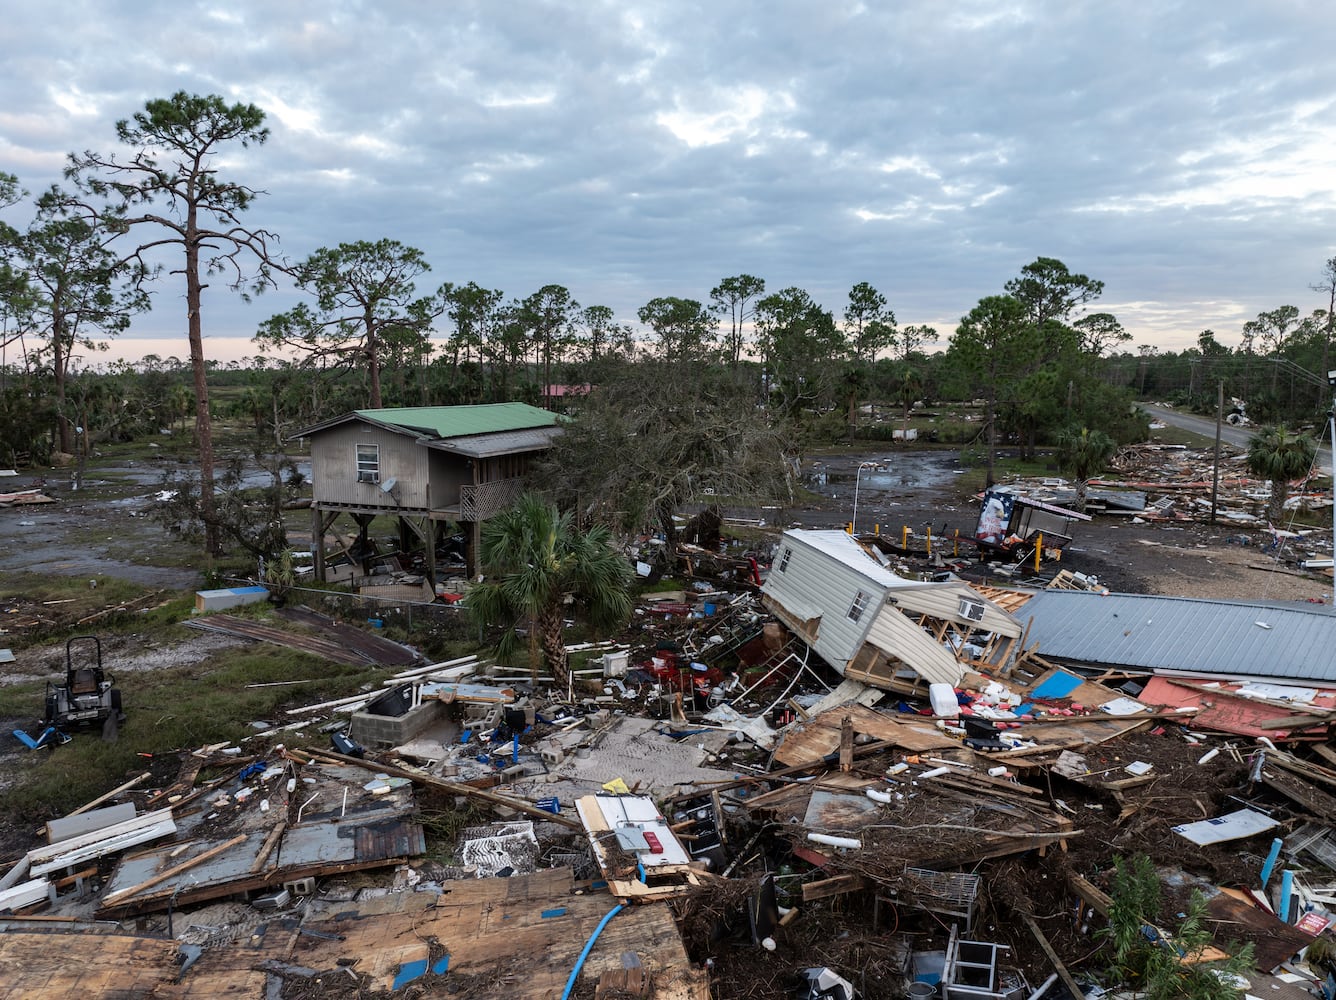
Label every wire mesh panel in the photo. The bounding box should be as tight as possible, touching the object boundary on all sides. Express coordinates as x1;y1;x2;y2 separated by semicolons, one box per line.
902;866;982;930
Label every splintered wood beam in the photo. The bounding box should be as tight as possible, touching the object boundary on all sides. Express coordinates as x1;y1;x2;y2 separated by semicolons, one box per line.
839;716;854;772
1068;873;1112;917
68;772;152;817
1022;913;1085;1000
314;749;583;830
101;834;248;907
802;874;866;902
250;821;287;873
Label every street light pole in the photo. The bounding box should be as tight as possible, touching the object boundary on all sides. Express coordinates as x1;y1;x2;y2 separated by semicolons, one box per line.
852;461;878;535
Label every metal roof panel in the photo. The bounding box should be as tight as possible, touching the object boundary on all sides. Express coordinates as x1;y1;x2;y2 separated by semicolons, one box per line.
1020;590;1336;682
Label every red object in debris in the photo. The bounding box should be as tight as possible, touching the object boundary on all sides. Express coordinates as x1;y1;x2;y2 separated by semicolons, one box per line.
650;603;694;617
643;652;723;693
642;831;664;854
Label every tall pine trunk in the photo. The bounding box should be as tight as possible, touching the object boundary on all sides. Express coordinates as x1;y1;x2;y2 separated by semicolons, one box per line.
185;212;220;556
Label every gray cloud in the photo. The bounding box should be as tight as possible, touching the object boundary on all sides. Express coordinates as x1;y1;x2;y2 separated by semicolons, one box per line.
3;0;1335;362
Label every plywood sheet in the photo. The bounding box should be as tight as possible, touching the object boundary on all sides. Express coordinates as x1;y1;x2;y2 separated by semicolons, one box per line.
773;705;955;766
0;932;177;998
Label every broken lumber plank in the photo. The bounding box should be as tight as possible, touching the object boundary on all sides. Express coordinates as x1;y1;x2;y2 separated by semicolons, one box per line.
250;821;287;873
1021;913;1085;1000
802;874;866;902
67;771;151;817
315;749;582;830
1068;873;1112;917
101;834;248;907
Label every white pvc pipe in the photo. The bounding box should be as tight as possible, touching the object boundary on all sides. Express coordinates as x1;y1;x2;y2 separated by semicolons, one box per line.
1026;973;1059;1000
918;766;951;779
866;788;894;804
807;833;861;850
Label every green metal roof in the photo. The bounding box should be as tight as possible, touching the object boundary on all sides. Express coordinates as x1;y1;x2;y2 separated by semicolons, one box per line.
354;403;559;439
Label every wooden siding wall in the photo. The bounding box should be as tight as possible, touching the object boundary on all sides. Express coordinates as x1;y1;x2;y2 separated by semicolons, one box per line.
310;424;430;509
761;535;884;668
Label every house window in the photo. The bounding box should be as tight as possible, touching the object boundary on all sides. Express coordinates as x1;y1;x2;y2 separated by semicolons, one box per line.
847;590;871;623
779;547;792;572
356;443;380;484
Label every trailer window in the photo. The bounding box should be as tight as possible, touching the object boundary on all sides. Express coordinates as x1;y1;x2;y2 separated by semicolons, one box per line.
847;590;871;623
356;443;380;484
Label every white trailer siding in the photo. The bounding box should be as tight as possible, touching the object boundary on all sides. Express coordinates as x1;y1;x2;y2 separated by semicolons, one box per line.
763;529;1022;689
763;530;908;668
890;585;1021;638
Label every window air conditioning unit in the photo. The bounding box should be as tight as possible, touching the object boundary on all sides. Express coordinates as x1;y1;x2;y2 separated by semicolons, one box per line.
958;598;986;623
358;471;380;484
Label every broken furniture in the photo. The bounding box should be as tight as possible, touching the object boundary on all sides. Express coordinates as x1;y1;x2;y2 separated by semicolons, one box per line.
943;925;1024;1000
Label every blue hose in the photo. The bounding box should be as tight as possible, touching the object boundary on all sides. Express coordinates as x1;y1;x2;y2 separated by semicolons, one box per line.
561;902;625;1000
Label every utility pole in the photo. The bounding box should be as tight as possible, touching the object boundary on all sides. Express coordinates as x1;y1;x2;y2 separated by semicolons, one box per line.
1211;380;1223;524
1329;370;1336;569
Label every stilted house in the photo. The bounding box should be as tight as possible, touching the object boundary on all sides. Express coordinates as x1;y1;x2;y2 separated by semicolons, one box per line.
293;404;561;583
761;529;1023;695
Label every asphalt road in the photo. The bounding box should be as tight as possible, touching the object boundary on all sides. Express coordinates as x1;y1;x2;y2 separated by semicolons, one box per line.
1140;402;1334;475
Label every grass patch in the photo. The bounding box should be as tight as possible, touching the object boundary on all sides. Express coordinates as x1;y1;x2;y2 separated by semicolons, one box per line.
0;572;146;610
2;645;386;821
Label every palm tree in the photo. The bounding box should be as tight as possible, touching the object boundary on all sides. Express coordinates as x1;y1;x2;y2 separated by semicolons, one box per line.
1247;425;1317;524
1056;426;1117;512
468;493;633;690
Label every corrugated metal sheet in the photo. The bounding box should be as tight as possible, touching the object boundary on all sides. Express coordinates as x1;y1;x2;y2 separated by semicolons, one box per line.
356;403;558;438
1020;590;1336;682
426;425;563;458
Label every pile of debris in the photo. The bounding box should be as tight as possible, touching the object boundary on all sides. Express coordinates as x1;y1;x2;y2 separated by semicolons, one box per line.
6;529;1336;999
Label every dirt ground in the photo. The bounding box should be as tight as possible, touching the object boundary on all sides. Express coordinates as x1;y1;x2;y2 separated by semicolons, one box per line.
790;450;1333;604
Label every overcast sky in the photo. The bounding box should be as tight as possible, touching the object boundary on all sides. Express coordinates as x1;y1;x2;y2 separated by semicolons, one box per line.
3;1;1336;366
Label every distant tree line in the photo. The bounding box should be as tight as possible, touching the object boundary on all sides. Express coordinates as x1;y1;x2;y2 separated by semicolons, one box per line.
2;94;1331;555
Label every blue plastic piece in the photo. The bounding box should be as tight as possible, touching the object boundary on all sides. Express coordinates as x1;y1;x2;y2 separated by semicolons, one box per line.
432;955;450;975
238;761;266;781
561;904;624;1000
1031;670;1083;699
541;907;567;918
1261;838;1283;887
13;727;67;750
392;958;429;989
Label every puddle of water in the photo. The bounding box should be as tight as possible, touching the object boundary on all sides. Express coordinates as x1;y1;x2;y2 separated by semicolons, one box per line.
805;451;965;496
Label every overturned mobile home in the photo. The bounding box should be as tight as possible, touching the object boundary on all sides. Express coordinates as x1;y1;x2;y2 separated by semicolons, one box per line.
761;530;1022;695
